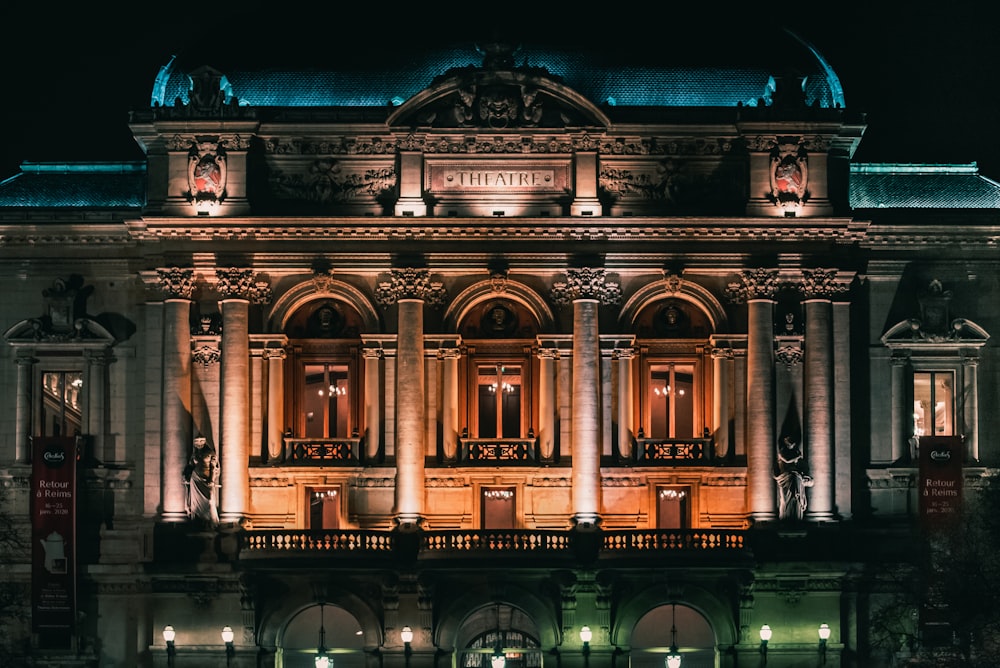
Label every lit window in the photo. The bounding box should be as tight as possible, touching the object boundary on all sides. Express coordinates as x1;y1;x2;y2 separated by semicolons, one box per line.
657;486;690;529
477;364;521;438
41;371;83;437
309;488;340;529
648;363;694;438
913;371;954;436
302;363;351;438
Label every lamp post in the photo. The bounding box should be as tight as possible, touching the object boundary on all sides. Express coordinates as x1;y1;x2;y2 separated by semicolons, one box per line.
580;625;592;667
163;625;176;668
759;624;772;664
221;626;235;667
401;626;413;667
818;623;831;664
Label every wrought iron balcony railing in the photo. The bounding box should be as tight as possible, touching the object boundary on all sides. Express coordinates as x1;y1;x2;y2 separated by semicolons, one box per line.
282;437;362;464
459;438;538;464
635;437;713;464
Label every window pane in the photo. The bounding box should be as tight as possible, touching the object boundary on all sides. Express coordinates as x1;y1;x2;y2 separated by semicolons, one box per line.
657;487;689;529
482;487;516;529
914;371;954;436
309;489;340;529
649;363;695;438
41;371;82;437
477;364;521;438
302;363;349;438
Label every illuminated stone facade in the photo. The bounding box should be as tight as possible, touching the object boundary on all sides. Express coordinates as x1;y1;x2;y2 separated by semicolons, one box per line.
0;37;998;667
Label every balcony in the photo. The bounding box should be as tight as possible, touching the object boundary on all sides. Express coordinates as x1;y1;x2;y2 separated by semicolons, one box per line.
238;528;750;566
281;436;362;464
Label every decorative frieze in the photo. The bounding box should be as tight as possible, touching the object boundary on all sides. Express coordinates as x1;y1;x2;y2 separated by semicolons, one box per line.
375;268;447;307
550;268;622;305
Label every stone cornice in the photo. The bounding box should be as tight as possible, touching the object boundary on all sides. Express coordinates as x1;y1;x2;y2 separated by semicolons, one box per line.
123;217;869;244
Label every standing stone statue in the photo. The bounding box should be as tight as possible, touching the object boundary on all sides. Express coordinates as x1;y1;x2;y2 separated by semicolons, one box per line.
774;436;813;521
184;437;220;525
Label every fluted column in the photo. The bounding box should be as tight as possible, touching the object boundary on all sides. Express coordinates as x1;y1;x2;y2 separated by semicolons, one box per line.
264;346;287;463
216;268;271;524
536;346;559;463
156;267;195;523
711;344;734;460
616;348;635;461
85;349;112;461
800;269;847;523
889;353;908;463
376;268;447;529
14;352;36;463
363;347;384;463
728;269;778;522
963;355;980;462
440;347;461;464
552;268;622;528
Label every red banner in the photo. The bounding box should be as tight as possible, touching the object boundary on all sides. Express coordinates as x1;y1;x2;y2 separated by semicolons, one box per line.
918;435;963;528
31;436;77;648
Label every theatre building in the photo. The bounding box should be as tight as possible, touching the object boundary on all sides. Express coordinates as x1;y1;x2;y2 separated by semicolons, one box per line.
1;32;998;667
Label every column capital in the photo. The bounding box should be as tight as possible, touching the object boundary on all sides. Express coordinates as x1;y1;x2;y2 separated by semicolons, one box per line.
798;268;851;300
262;347;287;361
725;268;779;303
550;267;622;305
156;266;196;300
375;268;447;307
216;268;272;304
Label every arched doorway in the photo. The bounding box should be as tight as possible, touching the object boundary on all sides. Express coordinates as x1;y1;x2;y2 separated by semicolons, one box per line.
458;603;543;667
630;603;716;668
277;603;366;667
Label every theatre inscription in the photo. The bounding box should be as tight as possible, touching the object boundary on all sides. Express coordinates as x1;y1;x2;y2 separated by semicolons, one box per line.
428;163;568;193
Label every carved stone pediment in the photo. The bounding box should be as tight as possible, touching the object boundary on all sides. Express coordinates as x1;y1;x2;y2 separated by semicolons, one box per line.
389;68;609;129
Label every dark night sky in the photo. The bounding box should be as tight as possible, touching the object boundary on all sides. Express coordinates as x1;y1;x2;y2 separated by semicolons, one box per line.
2;6;998;181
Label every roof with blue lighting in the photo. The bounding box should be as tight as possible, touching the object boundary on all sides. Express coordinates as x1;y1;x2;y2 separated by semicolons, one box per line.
849;163;1000;208
0;162;146;209
150;34;846;110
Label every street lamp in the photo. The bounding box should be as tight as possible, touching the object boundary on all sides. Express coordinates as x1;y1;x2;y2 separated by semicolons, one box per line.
401;626;413;667
665;603;682;668
221;626;235;667
580;625;592;666
163;626;176;668
818;623;831;663
759;624;772;663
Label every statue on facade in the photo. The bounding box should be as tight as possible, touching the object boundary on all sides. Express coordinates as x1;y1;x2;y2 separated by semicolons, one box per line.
184;437;220;525
774;436;812;521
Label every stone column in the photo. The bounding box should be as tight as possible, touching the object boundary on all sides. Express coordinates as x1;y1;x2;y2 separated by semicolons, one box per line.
963;355;980;463
536;346;559;463
833;299;852;519
85;349;111;461
440;347;461;464
363;347;384;463
375;268;447;529
800;269;847;523
14;352;36;464
729;269;778;522
616;348;635;461
216;268;271;524
889;353;908;463
156;267;195;523
711;344;733;460
551;268;622;528
264;346;287;463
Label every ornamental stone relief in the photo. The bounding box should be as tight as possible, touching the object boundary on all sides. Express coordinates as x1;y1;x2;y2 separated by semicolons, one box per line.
268;159;396;205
